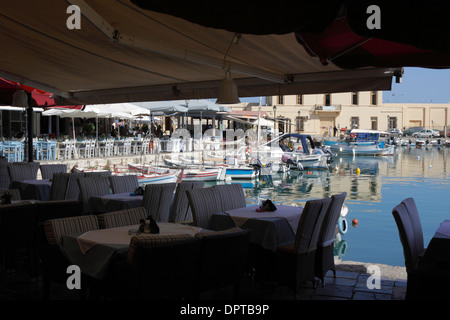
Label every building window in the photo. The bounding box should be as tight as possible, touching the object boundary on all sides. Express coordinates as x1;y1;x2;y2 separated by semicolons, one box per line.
351;117;359;129
324;94;331;106
278;95;284;105
297;116;304;132
371;117;378;130
388;116;397;130
371;91;377;105
352;92;358;105
296;94;303;105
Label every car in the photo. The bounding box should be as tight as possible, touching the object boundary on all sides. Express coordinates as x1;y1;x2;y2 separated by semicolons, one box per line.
413;129;434;138
403;127;425;136
431;129;440;137
388;128;403;137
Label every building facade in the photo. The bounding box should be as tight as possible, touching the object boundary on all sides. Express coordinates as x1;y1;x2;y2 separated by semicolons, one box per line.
228;91;450;137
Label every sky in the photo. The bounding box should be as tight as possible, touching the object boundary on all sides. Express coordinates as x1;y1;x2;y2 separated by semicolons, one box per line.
239;67;450;104
384;67;450;103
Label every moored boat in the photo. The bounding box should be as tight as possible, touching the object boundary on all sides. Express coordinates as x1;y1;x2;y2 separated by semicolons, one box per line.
324;129;394;156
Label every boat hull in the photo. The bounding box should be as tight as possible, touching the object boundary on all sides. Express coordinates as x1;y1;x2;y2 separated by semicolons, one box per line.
225;167;256;179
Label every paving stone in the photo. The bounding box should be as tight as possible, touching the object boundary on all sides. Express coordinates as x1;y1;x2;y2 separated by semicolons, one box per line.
313;285;354;299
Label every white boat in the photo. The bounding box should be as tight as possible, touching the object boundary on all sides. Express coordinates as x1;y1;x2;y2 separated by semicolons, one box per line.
135;171;179;184
277;133;333;170
179;167;226;181
324;129;394;156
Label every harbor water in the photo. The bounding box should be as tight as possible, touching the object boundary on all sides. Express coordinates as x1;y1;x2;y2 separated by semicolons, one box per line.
212;145;450;267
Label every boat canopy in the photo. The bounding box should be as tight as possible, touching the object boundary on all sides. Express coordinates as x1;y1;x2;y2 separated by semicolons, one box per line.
350;129;387;142
278;133;315;155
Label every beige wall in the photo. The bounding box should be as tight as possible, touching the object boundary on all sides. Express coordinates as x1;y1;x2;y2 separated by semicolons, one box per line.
229;92;449;136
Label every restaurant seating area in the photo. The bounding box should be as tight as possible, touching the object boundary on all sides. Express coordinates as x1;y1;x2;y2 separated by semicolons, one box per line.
0;137;157;163
4;162;443;301
392;197;450;300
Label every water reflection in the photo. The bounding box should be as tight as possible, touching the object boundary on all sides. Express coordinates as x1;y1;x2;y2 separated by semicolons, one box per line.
224;145;450;266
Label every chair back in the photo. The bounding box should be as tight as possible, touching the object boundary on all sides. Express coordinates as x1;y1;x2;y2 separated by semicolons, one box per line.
194;227;251;294
84;171;112;178
0;188;21;201
401;197;424;254
126;234;201;298
40;164;67;180
43;215;99;245
35;200;83;224
108;175;139;194
186;186;223;229
7;162;40;182
295;197;332;254
49;173;70;201
77;177;111;213
64;172;84;200
392;200;424;272
0;164;11;190
213;184;246;211
170;181;205;223
0;202;35;251
98;207;147;229
319;192;347;247
141;183;176;222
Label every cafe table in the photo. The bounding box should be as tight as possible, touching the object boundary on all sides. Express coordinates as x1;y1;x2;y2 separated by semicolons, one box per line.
16;179;52;201
89;192;143;213
59;223;204;280
424;220;450;262
209;204;303;252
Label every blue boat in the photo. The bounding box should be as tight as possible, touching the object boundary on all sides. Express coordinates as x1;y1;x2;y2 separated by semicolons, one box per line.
225;166;256;179
324;129;394;156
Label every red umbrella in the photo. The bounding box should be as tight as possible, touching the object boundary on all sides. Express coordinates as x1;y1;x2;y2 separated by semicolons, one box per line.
295;16;450;69
0;78;81;108
132;0;450;69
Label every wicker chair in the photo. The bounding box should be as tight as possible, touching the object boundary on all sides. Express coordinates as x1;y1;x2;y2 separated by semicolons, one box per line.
276;197;331;295
315;192;347;285
98;207;147;229
64;172;84;200
0;188;21;201
213;184;246;211
77;176;111;214
39;164;67;180
48;173;70;201
108;175;139;194
0;164;11;190
194;227;251;298
40;215;99;299
7;162;40;182
169;181;205;223
186;186;223;229
35;200;83;224
0;201;35;274
392;198;450;300
100;234;201;299
141;183;176;222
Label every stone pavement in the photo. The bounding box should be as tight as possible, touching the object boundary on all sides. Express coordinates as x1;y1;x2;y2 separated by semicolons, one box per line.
0;253;406;301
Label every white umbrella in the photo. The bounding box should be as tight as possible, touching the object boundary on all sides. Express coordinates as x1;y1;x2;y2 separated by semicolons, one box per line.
251;118;274;127
42;108;100;139
132;101;188;114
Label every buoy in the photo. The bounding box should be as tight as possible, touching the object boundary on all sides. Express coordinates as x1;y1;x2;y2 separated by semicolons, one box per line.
352;218;359;227
338;217;348;234
340;204;348;217
356;168;360;175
